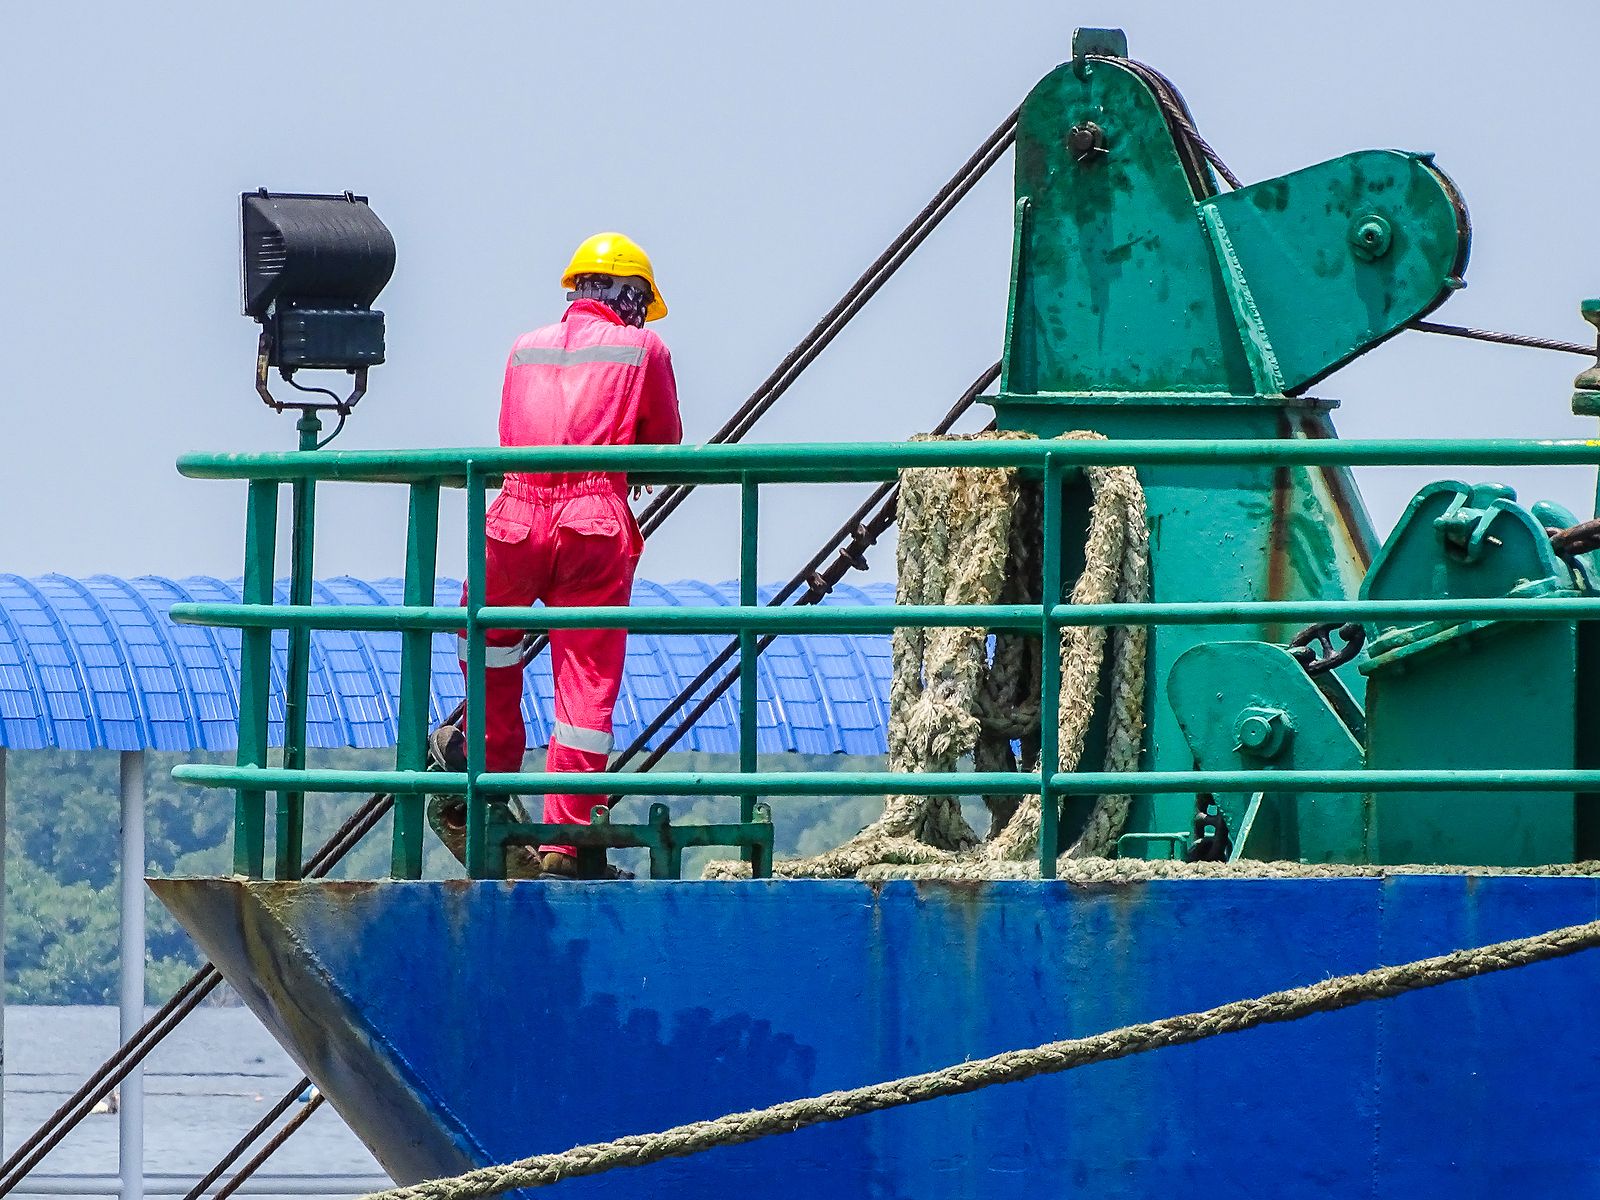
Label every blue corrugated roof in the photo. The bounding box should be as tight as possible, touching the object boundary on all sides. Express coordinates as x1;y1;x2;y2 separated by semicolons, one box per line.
0;575;894;754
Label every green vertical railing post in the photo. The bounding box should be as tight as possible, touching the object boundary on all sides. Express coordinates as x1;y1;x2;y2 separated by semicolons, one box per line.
464;466;499;879
1038;454;1063;879
235;480;278;878
738;476;766;875
275;411;322;881
391;480;441;879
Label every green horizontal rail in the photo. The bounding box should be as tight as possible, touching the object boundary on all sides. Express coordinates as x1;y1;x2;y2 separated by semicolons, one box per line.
170;596;1600;636
172;765;1040;796
170;604;466;631
176;437;1600;485
172;764;1600;798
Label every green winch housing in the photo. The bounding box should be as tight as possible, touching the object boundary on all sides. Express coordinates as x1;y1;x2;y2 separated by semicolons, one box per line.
996;28;1594;866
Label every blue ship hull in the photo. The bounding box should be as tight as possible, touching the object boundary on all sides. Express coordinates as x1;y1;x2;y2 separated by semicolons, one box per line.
152;876;1600;1197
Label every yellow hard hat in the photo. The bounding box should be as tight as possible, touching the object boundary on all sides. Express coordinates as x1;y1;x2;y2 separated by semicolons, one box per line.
560;232;667;321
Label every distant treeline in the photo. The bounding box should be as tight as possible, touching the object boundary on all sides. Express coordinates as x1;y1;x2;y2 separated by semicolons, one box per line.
4;748;887;1005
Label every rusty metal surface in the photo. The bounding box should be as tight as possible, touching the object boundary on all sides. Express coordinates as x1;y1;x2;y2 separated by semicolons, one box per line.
155;877;1600;1198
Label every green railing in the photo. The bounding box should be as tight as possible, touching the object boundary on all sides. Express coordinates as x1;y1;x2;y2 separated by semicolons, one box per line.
170;437;1600;881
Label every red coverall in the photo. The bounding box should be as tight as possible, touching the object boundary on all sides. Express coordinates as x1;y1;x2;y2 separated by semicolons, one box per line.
461;298;681;855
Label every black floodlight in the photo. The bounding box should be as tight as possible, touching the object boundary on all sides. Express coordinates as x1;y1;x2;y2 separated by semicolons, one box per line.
241;189;395;416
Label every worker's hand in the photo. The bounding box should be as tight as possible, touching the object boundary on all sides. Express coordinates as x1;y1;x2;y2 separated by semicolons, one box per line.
631;484;654;501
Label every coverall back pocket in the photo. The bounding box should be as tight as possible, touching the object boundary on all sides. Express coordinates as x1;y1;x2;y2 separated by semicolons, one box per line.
484;495;534;544
552;499;634;589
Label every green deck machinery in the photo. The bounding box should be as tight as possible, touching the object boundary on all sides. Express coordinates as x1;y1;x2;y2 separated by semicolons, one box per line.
1001;29;1595;866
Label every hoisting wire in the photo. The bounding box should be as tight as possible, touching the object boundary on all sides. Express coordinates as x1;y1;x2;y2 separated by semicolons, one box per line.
356;915;1600;1200
1407;320;1598;359
210;1093;326;1200
1114;57;1243;191
0;781;390;1195
6;111;1020;1195
178;1081;309;1200
632;108;1019;537
164;364;998;1197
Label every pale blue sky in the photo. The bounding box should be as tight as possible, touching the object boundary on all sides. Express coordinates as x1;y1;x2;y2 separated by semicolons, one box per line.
3;2;1597;584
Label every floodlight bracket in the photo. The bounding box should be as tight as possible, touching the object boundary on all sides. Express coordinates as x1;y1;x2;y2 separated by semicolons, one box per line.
254;330;368;417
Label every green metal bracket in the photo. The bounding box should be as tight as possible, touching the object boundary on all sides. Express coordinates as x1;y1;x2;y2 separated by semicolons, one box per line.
1573;299;1600;413
502;802;774;881
1168;641;1368;862
1198;152;1469;393
1114;832;1189;861
1360;480;1570;662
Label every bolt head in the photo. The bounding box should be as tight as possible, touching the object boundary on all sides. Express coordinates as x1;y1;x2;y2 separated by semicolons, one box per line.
1233;706;1290;759
1348;213;1393;261
1237;713;1276;749
1066;121;1106;163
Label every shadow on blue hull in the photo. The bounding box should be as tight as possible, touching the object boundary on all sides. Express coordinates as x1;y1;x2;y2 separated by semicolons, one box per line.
150;876;1600;1198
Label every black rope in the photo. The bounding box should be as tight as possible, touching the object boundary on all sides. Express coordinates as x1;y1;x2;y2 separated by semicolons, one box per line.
179;1079;309;1200
1409;320;1597;359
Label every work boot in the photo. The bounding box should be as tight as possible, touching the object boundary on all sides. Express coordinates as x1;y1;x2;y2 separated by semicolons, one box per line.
541;852;578;878
427;724;468;822
539;852;634;881
428;723;468;774
424;726;540;879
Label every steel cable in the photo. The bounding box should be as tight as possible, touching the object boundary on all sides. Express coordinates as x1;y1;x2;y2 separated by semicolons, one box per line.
1408;320;1597;359
0;785;391;1195
1115;57;1243;191
210;1093;326;1200
9;113;1020;1197
632;110;1018;537
179;1080;309;1200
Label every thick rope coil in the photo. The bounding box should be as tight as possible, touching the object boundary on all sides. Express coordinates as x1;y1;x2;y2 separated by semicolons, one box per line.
356;914;1600;1200
708;431;1149;880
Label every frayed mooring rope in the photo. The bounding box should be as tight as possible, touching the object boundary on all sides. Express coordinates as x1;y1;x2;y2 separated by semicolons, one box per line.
706;430;1149;881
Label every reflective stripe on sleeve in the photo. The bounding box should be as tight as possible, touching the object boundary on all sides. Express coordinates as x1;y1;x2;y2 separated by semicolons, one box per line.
552;721;615;755
457;636;526;669
512;344;645;367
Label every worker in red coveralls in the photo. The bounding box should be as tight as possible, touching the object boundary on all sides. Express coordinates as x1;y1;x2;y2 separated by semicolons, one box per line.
430;233;681;879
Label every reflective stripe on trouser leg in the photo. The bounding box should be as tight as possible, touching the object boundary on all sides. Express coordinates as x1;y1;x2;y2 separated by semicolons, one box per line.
552;721;614;755
458;636;526;669
540;737;610;857
457;636;528;773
